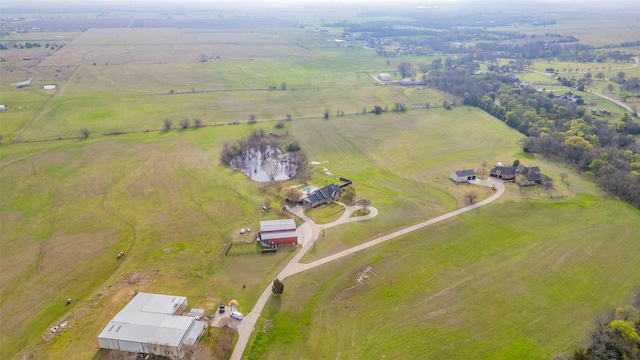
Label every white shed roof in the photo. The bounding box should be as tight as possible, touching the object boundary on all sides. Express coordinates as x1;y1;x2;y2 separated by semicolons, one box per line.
260;219;296;233
98;292;194;348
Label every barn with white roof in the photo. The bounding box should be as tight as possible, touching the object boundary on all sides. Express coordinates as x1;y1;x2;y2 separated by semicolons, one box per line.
258;219;298;245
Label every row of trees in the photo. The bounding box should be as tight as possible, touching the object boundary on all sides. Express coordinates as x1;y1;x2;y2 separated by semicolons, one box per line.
162;118;204;131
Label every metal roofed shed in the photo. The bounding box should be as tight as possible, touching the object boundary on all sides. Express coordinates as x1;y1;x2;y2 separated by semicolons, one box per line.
259;219;296;233
259;219;298;245
98;292;205;359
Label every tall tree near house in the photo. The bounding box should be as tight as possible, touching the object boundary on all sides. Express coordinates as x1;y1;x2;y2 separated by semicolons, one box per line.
595;72;605;80
341;186;356;204
285;187;303;203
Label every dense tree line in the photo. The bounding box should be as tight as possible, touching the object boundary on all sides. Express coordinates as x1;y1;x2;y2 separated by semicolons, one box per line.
425;58;640;208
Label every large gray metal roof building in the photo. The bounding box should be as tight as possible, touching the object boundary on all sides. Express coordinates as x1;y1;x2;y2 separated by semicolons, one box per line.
98;292;205;358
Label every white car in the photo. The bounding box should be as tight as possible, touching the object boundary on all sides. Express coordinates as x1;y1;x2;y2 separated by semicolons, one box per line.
230;311;243;320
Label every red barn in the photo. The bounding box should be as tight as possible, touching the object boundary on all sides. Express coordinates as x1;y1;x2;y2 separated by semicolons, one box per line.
259;219;298;245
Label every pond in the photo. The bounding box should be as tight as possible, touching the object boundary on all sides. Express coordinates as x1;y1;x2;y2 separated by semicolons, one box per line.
230;146;297;182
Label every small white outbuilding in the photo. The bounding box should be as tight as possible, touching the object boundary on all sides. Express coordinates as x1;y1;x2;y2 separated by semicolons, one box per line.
450;169;477;182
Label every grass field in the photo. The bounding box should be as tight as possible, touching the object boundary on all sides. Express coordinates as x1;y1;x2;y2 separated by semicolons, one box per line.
1;4;639;360
253;196;640;359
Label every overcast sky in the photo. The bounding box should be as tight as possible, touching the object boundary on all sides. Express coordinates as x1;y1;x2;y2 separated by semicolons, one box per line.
3;0;639;12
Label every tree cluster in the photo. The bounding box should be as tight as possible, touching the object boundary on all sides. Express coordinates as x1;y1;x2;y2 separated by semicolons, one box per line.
559;289;640;360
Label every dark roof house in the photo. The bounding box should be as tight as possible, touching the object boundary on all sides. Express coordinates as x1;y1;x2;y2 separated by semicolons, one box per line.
304;184;341;207
490;165;518;179
490;164;550;186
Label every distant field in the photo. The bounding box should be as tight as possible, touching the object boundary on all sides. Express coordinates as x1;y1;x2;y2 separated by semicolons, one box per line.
491;7;640;47
10;64;447;140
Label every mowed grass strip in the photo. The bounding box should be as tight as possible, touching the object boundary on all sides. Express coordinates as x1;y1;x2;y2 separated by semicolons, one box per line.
253;197;640;360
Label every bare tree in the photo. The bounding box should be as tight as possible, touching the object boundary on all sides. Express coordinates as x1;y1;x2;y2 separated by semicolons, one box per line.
80;128;90;138
559;172;568;183
163;118;172;131
193;118;203;128
180;118;190;129
360;198;371;210
285;113;292;121
280;82;287;91
464;192;478;204
199;53;208;62
248;114;257;123
324;110;329;120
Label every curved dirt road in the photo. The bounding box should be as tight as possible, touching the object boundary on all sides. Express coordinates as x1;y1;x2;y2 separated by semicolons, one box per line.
230;178;505;360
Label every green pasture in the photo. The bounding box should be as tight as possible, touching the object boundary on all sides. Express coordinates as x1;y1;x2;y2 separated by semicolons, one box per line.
0;91;51;139
294;108;528;262
304;203;345;224
0;126;300;359
253;196;640;360
10;62;446;140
